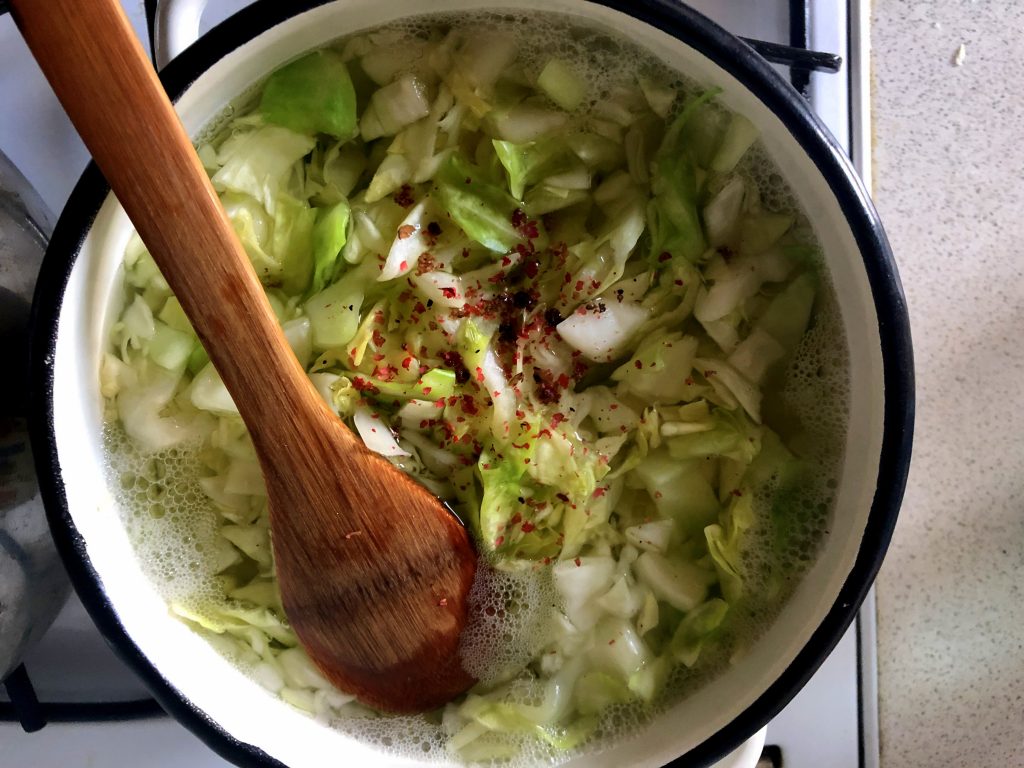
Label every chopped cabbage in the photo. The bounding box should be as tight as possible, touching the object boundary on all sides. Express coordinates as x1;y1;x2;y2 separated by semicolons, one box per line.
104;22;830;763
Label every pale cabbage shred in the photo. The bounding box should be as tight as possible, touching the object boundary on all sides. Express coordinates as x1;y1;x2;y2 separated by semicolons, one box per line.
102;24;818;761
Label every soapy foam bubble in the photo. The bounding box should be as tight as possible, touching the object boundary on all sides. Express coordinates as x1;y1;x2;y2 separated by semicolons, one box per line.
459;562;557;687
104;10;850;765
104;429;224;605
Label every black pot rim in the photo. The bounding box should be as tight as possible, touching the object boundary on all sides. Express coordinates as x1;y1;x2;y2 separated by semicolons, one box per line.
29;1;914;767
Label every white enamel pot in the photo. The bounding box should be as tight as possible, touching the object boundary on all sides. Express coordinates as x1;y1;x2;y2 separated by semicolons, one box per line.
29;1;913;766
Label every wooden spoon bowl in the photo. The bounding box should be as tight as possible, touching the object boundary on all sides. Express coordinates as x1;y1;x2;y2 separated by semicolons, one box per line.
12;0;478;712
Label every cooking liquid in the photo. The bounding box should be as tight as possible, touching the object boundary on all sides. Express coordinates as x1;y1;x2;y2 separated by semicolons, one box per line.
103;11;849;764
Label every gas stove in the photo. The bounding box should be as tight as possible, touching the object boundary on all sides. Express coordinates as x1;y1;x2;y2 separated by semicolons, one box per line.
0;2;877;766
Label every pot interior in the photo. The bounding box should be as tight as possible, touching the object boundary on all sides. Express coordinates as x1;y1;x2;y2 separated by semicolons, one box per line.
44;1;890;766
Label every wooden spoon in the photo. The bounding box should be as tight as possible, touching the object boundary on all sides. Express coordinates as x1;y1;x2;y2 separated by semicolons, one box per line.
12;0;478;712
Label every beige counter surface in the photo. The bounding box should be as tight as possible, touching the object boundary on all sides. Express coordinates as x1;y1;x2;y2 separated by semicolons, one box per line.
870;2;1024;766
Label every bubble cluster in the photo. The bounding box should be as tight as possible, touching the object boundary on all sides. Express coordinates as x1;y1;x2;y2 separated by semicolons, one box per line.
772;290;848;570
739;143;803;215
730;284;850;642
104;428;224;606
784;294;851;447
459;562;557;686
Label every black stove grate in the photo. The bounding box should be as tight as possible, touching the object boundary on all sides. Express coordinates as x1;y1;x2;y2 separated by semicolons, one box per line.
1;664;164;730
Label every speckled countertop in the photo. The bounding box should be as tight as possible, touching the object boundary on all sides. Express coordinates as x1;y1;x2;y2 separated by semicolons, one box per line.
870;2;1024;765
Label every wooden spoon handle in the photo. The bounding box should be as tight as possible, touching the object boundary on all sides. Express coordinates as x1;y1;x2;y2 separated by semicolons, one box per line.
16;1;481;714
11;0;337;451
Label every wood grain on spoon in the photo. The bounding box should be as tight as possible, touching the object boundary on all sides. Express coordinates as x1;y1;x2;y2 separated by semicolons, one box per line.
12;0;478;712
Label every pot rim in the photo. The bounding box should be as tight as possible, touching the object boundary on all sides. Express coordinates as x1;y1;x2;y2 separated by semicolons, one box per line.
28;1;914;766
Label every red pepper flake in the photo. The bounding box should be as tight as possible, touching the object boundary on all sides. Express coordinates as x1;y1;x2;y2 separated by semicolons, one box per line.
674;279;685;286
351;377;380;394
564;271;572;284
511;209;539;239
685;376;695;386
574;557;582;567
524;260;539;279
608;639;616;645
494;536;504;548
438;597;448;607
658;251;672;262
574;279;585;292
344;530;362;540
373;365;398;382
703;369;717;378
654;491;663;499
634;359;643;370
592;486;607;498
433;399;446;409
461;394;479;415
415;254;435;276
534;370;560;404
731;489;744;497
475;367;485;383
556;373;570;389
399;260;408;272
393;185;414;208
510;512;523;525
551;412;566;427
372;329;386;347
440;286;457;299
521;521;536;533
543;556;552;565
514;242;536;261
401;356;414;370
441;351;470;384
